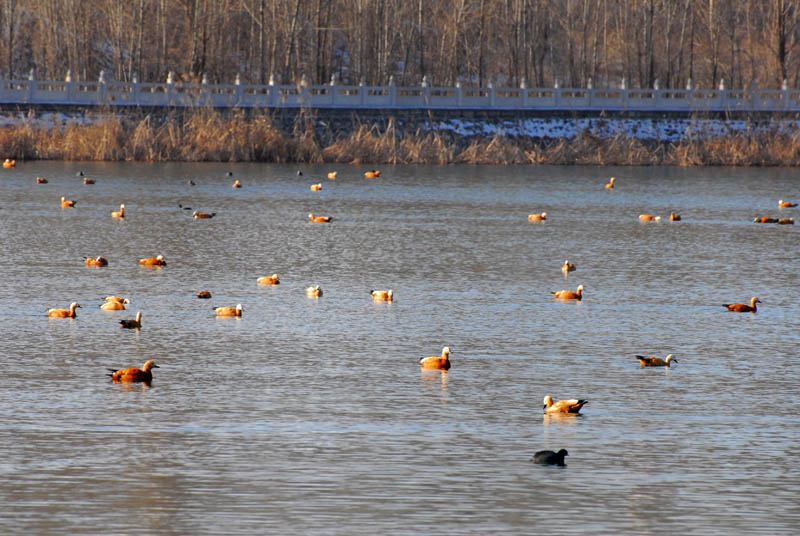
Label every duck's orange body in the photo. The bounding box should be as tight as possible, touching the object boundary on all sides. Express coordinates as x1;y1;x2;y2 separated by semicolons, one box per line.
60;196;76;208
104;296;129;305
108;360;159;383
371;289;393;301
119;311;143;328
754;217;778;223
306;285;323;297
83;178;95;184
100;300;126;311
543;396;588;414
47;302;81;318
257;274;280;285
193;211;216;219
364;170;380;179
308;213;332;223
669;212;681;221
310;183;322;191
778;200;797;208
111;204;125;218
232;179;242;188
37;177;48;184
778;218;794;225
214;304;243;316
196;290;212;299
722;297;760;313
327;171;337;179
561;260;575;273
84;256;108;267
420;347;451;370
639;214;661;222
528;212;547;222
139;255;166;267
552;284;584;300
636;354;677;367
605;177;615;189
3;158;15;168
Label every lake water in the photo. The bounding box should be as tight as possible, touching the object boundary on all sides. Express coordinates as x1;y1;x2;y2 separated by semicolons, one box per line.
0;162;798;535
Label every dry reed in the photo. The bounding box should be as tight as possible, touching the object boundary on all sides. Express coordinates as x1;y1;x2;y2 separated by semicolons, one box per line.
2;109;799;167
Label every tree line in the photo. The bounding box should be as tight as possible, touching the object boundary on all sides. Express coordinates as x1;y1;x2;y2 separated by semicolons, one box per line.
2;0;799;90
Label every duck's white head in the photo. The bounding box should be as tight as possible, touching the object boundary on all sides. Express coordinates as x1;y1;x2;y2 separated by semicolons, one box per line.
577;284;584;291
156;255;164;260
665;354;677;363
236;304;243;311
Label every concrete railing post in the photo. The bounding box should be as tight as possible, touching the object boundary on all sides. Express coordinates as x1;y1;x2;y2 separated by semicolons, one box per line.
586;78;593;107
782;78;789;110
488;80;496;108
389;75;396;107
554;78;560;108
520;78;528;108
132;73;140;105
166;71;174;106
98;70;108;105
359;76;366;107
456;80;463;107
268;73;278;107
234;73;243;107
27;68;36;104
421;75;430;107
65;70;75;103
718;79;726;110
620;77;627;110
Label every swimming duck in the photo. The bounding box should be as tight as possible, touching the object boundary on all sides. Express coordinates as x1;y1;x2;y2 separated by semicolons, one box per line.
104;296;130;305
36;177;48;184
107;360;158;383
371;289;393;301
542;396;588;414
528;212;547;222
308;213;332;223
778;218;794;225
214;304;243;316
722;297;761;313
310;183;322;191
111;204;125;218
84;256;108;267
778;200;797;208
83;177;95;184
100;300;126;311
327;171;337;179
306;285;323;297
47;302;81;318
419;347;451;370
605;177;615;189
60;196;76;208
753;217;778;223
531;449;569;466
196;290;212;299
639;214;661;222
192;210;216;219
561;260;576;273
119;311;143;328
364;170;380;179
232;179;242;188
257;274;280;285
669;212;681;221
551;284;584;300
636;354;678;367
138;255;166;267
3;158;15;168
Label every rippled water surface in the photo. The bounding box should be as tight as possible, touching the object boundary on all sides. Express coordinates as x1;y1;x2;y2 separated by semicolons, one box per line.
1;162;798;535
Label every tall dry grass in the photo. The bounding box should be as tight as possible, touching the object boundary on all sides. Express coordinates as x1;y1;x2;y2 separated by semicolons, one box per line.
2;109;800;167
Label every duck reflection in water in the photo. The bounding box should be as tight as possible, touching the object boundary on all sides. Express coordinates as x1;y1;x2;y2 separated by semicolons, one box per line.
420;369;448;403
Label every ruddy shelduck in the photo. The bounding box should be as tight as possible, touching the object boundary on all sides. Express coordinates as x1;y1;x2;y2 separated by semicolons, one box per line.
119;311;143;329
308;213;332;223
100;300;126;311
532;449;569;466
37;177;48;184
138;255;166;267
104;296;130;305
3;158;15;168
753;216;778;223
669;212;681;221
371;289;393;301
605;177;615;189
327;171;337;179
778;199;797;208
60;196;76;208
214;304;243;316
778;218;794;225
639;214;661;222
543;396;588;414
232;179;242;188
83;177;95;184
528;212;547;222
636;354;678;367
419;347;451;370
107;360;159;383
84;256;108;267
257;274;280;285
47;302;81;318
196;290;212;299
551;284;584;300
561;260;575;273
364;170;380;179
192;210;216;219
310;183;322;191
111;204;125;218
722;297;761;313
306;285;323;297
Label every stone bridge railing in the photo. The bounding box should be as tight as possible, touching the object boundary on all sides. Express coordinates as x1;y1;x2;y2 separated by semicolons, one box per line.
2;71;799;113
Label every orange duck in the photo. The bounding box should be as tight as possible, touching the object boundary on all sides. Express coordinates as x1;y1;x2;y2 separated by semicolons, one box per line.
561;260;576;273
214;304;243;317
605;177;615;189
306;285;323;297
722;297;761;313
47;302;81;318
36;177;48;184
196;290;212;299
100;300;126;311
551;284;584;300
60;196;76;208
371;289;393;301
327;171;337;179
528;212;547;222
310;183;322;191
778;218;794;225
257;274;280;285
669;212;681;221
119;311;143;328
192;210;216;219
542;396;588;414
364;170;381;179
419;347;451;370
139;255;166;267
111;204;125;218
308;213;332;223
3;158;16;168
232;179;242;188
753;217;777;223
636;354;678;367
778;200;797;208
639;214;661;222
84;256;108;267
107;360;159;383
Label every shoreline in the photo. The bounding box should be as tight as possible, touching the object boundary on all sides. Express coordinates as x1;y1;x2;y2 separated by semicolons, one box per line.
1;109;799;167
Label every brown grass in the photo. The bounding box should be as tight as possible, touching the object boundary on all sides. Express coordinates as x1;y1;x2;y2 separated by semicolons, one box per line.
2;109;800;167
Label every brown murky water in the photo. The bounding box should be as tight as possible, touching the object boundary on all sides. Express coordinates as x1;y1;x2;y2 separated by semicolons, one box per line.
1;162;798;534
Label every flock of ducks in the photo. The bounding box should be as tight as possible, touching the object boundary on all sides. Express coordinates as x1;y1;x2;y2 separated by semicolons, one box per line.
29;166;795;465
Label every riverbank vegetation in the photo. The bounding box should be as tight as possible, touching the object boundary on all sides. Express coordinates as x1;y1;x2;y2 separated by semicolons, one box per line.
2;111;799;167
